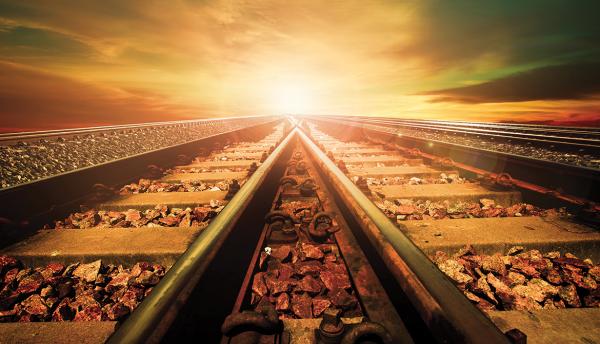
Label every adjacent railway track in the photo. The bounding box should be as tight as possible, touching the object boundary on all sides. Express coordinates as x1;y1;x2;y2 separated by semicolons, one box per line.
0;116;598;343
302;118;600;343
0;116;270;144
327;116;600;153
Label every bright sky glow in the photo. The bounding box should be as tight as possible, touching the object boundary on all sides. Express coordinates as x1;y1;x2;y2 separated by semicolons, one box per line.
269;83;314;115
0;1;599;131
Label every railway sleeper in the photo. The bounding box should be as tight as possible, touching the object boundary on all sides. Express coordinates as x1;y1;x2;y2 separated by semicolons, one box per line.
0;124;287;342
305;120;600;343
222;145;411;343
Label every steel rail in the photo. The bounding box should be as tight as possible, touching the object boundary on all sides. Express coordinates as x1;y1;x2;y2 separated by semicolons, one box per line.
375;136;600;211
319;116;600;171
361;119;600;141
0;118;280;193
0;115;273;142
330;116;600;135
297;128;510;344
366;119;600;139
106;127;297;344
333;117;600;147
313;117;600;209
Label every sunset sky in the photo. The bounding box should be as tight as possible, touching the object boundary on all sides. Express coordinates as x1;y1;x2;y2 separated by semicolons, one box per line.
1;0;599;131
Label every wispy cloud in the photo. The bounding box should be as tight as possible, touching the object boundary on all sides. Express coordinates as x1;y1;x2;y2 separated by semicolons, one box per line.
0;61;207;131
0;0;599;129
423;63;600;103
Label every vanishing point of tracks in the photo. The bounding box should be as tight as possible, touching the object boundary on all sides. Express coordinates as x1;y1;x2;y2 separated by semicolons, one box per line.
0;117;598;343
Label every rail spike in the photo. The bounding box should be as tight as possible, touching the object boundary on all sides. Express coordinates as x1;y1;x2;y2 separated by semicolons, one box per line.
337;160;349;173
225;179;241;200
340;321;394;344
175;154;191;165
279;176;299;188
326;151;335;161
408;148;422;157
294;161;308;175
264;210;297;243
494;172;516;189
145;164;163;179
221;299;281;338
298;178;318;197
308;212;339;242
89;183;116;203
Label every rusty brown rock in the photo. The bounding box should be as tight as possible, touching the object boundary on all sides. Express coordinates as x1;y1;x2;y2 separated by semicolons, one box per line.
124;209;142;223
319;271;351;291
437;259;473;284
296;275;322;294
506;246;525;256
506;271;527;287
40;285;54;298
312;297;331;317
16;272;44;295
3;267;19;286
72;260;102;283
0;256;19;274
252;272;268;297
106;271;133;293
559;284;581;307
512;278;558;303
301;243;324;260
21;294;48;317
130;262;152;278
135;270;160;286
106;302;130;320
475;277;497;304
275;293;290;311
119;286;144;311
291;293;312;318
271;246;292;261
545;269;563;285
259;251;269;269
589;266;600;282
159;216;179;227
295;260;322;276
73;304;103;321
276;263;295;281
265;274;290;295
329;288;357;309
510;258;541;278
482;254;507;276
396;205;416;215
464;290;480;303
583;289;600;307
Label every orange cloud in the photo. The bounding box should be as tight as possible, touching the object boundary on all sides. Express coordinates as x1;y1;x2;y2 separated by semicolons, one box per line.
0;61;207;132
0;1;599;129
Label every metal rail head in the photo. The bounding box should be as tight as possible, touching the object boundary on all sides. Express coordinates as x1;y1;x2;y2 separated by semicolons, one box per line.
0;115;277;143
106;128;298;344
296;128;510;344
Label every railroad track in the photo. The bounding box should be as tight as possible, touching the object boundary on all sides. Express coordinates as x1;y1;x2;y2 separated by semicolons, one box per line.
302;118;600;343
0;117;598;343
327;116;600;152
0;116;269;144
306;116;600;204
0;120;288;341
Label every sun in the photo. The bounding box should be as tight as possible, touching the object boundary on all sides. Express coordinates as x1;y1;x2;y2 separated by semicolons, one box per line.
269;83;314;115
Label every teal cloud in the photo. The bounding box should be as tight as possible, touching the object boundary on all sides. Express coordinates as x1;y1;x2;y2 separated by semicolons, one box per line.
0;25;92;58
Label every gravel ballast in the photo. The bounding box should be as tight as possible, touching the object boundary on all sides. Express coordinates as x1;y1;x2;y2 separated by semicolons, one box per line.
320;120;600;170
0;117;275;189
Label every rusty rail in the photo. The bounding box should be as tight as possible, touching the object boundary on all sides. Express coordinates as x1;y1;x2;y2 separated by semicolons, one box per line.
106;127;297;344
312;116;599;212
297;128;510;344
371;138;600;212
